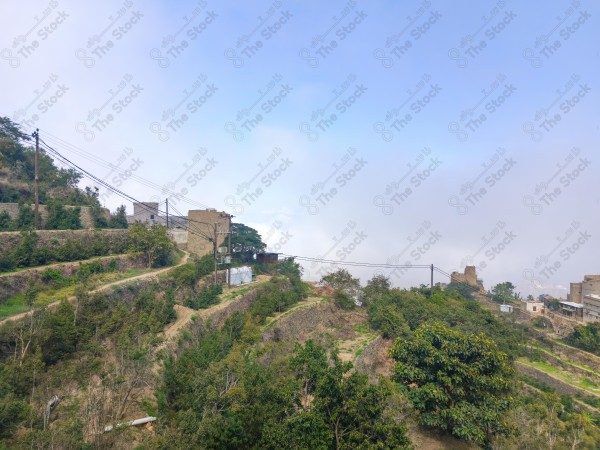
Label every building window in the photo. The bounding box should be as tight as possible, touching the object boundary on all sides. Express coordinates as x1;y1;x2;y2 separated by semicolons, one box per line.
150;215;155;219
533;306;536;311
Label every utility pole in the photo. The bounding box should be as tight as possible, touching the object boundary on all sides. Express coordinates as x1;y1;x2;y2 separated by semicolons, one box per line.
227;214;232;288
32;129;40;229
213;222;218;284
165;198;169;228
430;264;434;289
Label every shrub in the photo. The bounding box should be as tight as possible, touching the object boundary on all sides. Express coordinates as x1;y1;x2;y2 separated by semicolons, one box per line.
334;290;355;310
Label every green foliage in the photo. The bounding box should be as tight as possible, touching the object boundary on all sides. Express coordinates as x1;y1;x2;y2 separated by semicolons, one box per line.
40;268;71;288
321;268;362;306
170;263;198;288
263;341;412;449
194;253;214;278
565;323;600;356
491;281;517;304
44;199;81;230
128;222;175;267
391;322;515;447
361;274;391;306
333;290;355;310
368;303;410;339
16;202;34;230
159;335;411;449
445;280;478;300
169;254;215;290
0;392;30;440
250;278;304;322
0;276;178;444
0;117;97;207
0;211;13;231
230;222;266;263
109;205;128;229
0;230;130;273
185;284;223;310
363;277;524;357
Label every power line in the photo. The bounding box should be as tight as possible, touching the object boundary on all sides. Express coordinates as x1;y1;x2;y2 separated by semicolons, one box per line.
280;254;430;269
280;253;484;293
15;122;210;210
38;138;229;239
10;122;484;293
37;139;219;245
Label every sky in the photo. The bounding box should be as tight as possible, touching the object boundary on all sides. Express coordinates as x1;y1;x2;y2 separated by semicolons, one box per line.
1;0;599;297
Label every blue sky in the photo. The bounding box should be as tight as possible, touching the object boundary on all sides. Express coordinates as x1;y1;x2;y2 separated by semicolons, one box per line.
1;0;599;297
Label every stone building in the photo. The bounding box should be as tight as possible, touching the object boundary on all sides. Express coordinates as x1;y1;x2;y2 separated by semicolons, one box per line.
127;202;160;224
186;209;231;257
450;265;479;288
569;275;600;322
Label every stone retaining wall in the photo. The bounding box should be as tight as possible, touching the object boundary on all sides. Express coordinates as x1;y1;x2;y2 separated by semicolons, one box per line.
0;202;110;229
0;228;129;256
0;253;146;302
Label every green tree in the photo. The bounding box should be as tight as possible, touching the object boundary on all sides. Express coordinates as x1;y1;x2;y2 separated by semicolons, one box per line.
362;274;391;306
230;222;266;262
565;323;600;355
368;303;410;340
281;341;411;450
0;210;13;231
446;280;478;300
109;205;128;228
321;268;361;306
490;281;516;304
16;202;34;230
44;199;81;230
390;322;515;447
128;222;174;267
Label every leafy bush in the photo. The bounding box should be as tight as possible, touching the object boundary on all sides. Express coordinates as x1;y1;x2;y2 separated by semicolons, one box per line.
44;200;81;230
565;323;600;355
391;322;516;447
40;268;71;288
0;210;13;231
0;231;130;273
333;290;355;310
186;284;223;310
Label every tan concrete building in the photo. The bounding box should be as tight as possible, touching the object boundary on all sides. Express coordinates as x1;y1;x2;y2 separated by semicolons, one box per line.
525;301;544;315
568;275;600;322
187;209;231;257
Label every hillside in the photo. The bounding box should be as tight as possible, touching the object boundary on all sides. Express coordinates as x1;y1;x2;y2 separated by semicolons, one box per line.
1;258;599;449
0;117;126;231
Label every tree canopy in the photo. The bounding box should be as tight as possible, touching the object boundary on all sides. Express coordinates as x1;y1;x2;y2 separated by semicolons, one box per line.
128;222;175;267
390;322;515;447
490;281;517;304
230;223;266;262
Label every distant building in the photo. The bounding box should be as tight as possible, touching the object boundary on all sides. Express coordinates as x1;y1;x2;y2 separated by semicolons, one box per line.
450;266;480;288
187;209;231;258
525;301;544;315
568;275;600;322
126;202;188;228
127;202;160;224
257;252;279;264
558;301;584;321
500;304;513;313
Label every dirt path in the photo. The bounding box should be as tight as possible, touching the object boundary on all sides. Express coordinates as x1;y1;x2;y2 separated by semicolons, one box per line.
0;251;190;326
164;304;196;340
160;276;272;343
